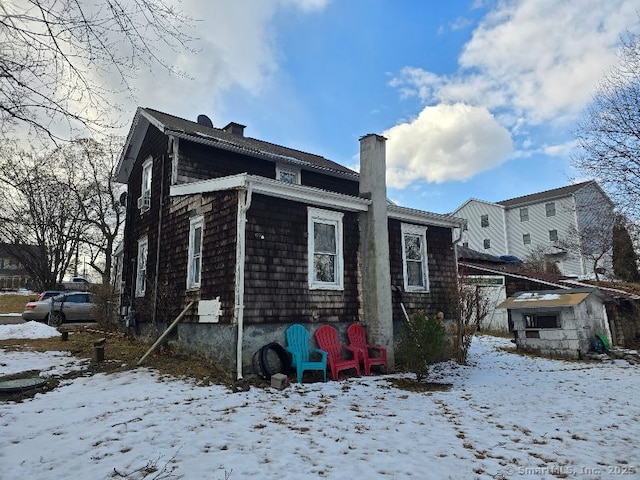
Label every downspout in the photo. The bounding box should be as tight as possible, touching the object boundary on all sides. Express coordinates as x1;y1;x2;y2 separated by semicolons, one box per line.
152;151;167;323
234;181;253;380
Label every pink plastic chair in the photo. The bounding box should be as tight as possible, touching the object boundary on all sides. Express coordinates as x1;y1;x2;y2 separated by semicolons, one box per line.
347;323;388;375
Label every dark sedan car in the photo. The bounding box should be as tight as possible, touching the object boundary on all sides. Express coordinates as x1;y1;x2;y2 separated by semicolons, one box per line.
22;291;97;325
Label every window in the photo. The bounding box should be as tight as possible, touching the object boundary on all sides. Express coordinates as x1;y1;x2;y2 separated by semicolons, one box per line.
139;157;153;212
462;242;469;248
187;216;203;289
525;313;559;329
545;201;556;217
136;236;148;297
401;224;429;291
520;207;529;222
483;239;491;249
549;229;558;242
308;207;343;290
523;233;531;245
276;165;300;184
480;214;489;228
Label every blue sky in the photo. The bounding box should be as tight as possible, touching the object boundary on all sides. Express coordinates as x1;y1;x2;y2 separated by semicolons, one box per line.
122;0;640;214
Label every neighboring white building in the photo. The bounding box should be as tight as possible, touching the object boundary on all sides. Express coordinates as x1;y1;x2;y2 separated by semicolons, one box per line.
452;181;615;277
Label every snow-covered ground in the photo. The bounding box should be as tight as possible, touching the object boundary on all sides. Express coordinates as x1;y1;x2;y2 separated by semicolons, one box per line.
1;323;639;480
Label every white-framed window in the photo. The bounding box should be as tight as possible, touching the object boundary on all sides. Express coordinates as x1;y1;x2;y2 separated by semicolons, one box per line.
523;233;531;245
480;214;489;228
187;216;203;289
401;223;429;292
136;236;148;297
276;165;300;185
483;238;491;249
138;157;153;212
545;201;556;217
308;207;343;290
520;207;529;222
549;229;558;242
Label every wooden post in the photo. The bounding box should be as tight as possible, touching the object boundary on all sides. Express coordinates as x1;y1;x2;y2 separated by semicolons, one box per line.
137;301;194;366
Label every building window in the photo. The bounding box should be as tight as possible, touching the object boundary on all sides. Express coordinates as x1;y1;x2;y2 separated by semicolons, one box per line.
520;207;529;222
138;157;153;212
525;313;559;329
187;216;203;290
401;223;429;291
483;238;491;249
523;233;531;245
136;236;148;297
308;207;343;290
462;242;469;248
276;165;300;185
480;214;489;228
545;202;556;217
549;229;558;242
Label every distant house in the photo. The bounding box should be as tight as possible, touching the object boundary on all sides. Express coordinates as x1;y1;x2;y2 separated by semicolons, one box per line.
498;288;613;359
0;244;38;290
115;108;464;378
452;181;615;277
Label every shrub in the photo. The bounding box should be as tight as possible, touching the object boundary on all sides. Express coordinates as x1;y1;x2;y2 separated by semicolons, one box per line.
396;311;447;382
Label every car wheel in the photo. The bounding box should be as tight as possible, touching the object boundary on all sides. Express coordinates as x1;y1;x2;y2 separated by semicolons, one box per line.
48;311;65;327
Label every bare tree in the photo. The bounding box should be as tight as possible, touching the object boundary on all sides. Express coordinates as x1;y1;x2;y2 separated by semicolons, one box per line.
520;245;562;275
58;137;126;286
573;31;640;222
0;0;193;141
612;214;640;282
0;145;86;288
557;222;613;280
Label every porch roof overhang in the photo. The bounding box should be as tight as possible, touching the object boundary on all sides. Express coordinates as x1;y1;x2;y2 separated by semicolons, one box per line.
170;173;466;229
170;173;371;212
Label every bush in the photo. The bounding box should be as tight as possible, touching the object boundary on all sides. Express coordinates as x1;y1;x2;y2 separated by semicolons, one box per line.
396;311;447;382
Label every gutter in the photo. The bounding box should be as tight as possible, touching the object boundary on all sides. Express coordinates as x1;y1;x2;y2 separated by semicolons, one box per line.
234;184;253;380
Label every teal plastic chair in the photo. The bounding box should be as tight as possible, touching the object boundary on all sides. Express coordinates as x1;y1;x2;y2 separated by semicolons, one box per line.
285;324;327;383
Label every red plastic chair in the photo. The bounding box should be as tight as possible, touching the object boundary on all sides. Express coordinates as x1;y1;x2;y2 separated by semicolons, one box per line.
347;323;388;376
314;325;360;380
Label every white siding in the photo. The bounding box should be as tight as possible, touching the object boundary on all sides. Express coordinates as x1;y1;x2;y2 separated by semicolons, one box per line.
454;200;507;255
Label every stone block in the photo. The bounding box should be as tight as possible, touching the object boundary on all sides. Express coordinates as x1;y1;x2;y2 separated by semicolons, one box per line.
270;373;288;390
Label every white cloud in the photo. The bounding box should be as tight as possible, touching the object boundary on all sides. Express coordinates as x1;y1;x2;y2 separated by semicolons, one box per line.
383;103;513;188
108;0;330;127
386;0;639;188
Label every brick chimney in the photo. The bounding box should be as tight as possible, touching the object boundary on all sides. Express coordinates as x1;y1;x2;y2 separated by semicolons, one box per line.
358;134;394;370
223;122;246;137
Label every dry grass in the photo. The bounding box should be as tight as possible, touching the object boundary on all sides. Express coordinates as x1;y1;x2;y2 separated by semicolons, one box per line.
0;294;33;315
0;325;236;388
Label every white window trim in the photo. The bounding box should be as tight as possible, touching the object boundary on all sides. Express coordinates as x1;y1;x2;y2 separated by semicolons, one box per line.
187;216;204;290
276;165;301;185
401;223;429;292
139;157;153;213
308;207;344;290
136;236;148;297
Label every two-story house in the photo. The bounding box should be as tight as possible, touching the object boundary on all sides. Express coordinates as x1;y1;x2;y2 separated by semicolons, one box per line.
115;108;464;378
453;181;615;277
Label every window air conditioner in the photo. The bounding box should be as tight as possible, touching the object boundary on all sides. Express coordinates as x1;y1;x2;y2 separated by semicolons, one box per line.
137;195;151;210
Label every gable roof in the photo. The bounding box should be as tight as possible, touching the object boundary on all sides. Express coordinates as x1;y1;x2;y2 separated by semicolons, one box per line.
116;108;358;183
496;180;596;208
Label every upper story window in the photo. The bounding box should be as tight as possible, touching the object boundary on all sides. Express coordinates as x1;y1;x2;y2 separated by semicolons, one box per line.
523;233;531;245
187;216;204;290
401;224;429;291
136;236;148;297
480;214;489;228
308;207;343;290
276;165;301;185
545;201;556;217
549;229;558;242
483;238;491;249
138;157;153;212
520;207;529;222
